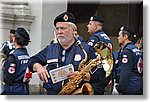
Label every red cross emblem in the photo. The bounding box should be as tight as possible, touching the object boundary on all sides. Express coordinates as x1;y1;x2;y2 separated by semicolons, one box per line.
8;67;15;74
25;69;32;79
122;57;128;63
23;68;32;82
137;57;143;73
108;43;113;52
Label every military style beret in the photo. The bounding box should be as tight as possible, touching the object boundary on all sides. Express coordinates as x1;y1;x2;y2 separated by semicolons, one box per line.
10;29;16;34
54;12;76;26
120;25;139;43
16;27;30;41
120;25;136;37
90;16;104;23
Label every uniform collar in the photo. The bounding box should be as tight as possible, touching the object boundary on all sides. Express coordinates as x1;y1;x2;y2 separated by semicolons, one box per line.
59;41;76;52
123;42;134;50
94;29;104;34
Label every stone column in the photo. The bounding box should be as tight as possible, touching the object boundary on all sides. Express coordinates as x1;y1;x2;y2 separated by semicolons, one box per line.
0;0;35;42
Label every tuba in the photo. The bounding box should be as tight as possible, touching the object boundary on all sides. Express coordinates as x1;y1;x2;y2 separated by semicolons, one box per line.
58;41;113;95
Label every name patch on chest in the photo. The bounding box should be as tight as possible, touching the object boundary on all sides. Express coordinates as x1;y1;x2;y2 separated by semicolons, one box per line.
47;59;58;63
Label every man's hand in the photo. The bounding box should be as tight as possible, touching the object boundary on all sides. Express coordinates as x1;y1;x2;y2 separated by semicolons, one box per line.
33;63;50;82
68;71;78;80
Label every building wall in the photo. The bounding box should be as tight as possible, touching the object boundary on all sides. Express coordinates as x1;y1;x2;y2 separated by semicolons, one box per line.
28;1;67;55
28;0;43;56
41;1;67;49
28;0;67;94
0;0;67;94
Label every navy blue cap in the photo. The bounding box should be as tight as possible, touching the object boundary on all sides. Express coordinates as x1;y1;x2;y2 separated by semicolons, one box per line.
16;27;30;41
54;12;76;26
120;25;139;43
120;25;135;36
90;16;104;23
10;29;16;34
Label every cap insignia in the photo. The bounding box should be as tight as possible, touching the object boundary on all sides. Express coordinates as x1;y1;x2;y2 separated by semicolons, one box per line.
90;16;93;21
63;14;68;21
120;26;124;31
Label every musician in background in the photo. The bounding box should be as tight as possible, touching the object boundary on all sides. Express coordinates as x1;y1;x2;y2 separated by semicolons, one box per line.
1;29;15;57
115;26;143;95
134;37;143;51
0;29;15;69
86;16;113;94
112;30;143;95
1;28;31;95
28;12;106;95
74;25;84;42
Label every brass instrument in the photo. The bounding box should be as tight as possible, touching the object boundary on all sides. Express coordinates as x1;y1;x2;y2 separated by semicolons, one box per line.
0;53;6;69
58;41;113;95
0;43;6;69
94;41;113;77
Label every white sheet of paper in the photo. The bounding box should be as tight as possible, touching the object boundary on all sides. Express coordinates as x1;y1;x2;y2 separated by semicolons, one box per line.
49;64;74;84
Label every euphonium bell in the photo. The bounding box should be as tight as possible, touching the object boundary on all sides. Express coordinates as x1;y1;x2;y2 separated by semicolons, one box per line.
94;41;114;77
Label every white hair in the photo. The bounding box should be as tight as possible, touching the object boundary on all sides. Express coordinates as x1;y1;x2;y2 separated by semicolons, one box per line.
68;22;76;28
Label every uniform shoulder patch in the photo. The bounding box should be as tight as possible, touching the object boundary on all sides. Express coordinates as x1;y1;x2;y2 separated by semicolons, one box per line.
122;55;128;63
88;42;93;47
8;67;15;74
122;58;128;63
137;57;143;73
10;63;16;67
74;54;81;61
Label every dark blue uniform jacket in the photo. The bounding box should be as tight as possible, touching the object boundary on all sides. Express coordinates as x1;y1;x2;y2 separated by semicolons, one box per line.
2;41;15;57
2;48;30;95
28;41;106;95
86;30;113;93
86;30;113;51
116;42;143;95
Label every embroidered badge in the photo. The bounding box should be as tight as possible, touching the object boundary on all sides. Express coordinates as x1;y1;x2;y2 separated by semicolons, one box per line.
122;57;128;63
137;57;143;73
63;14;68;21
47;59;58;63
23;68;32;82
88;42;93;47
123;55;127;57
10;63;16;67
91;39;95;42
74;54;81;61
108;43;112;52
8;67;15;74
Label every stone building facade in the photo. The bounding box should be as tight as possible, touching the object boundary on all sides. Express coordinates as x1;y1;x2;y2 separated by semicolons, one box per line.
0;0;67;94
0;0;143;95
